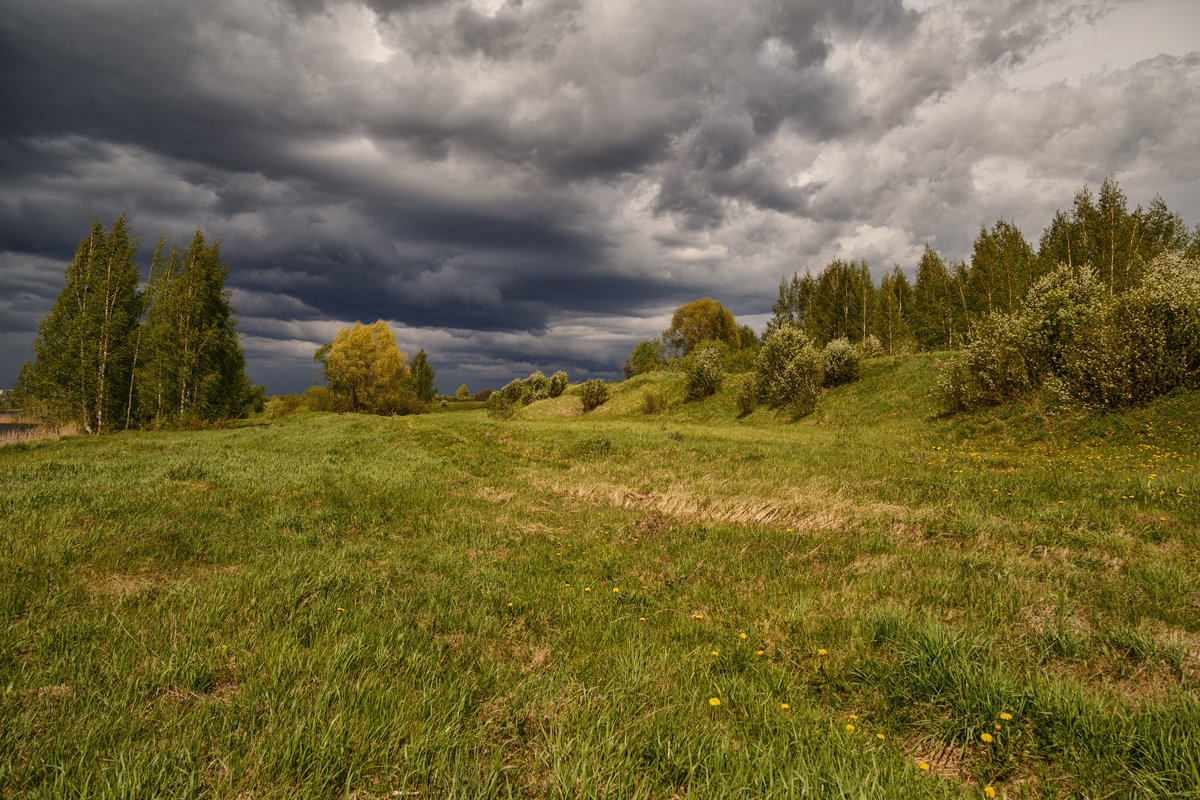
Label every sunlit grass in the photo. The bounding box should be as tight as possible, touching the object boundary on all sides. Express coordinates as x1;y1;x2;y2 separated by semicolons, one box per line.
2;354;1197;798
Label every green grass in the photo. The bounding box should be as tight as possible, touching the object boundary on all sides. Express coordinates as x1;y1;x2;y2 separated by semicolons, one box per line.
2;354;1198;798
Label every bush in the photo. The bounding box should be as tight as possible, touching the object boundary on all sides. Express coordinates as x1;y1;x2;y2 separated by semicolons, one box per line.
500;379;524;403
301;385;335;412
580;379;609;412
747;325;823;416
821;338;862;387
473;389;494;402
856;334;884;359
549;371;569;397
522;371;550;405
1060;255;1200;408
935;313;1033;412
1019;263;1104;379
641;391;668;414
623;339;666;378
486;392;515;419
684;340;726;400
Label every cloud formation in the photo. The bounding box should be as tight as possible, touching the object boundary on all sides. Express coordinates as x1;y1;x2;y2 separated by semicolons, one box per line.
2;0;1198;392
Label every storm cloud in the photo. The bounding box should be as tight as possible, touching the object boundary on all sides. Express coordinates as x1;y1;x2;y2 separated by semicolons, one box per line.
2;0;1198;392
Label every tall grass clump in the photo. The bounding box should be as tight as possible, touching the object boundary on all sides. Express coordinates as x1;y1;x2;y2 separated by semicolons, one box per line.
580;379;609;412
739;325;823;417
821;338;862;387
684;341;726;400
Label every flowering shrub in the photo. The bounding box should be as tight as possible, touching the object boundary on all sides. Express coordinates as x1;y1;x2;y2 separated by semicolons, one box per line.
580;379;609;412
821;338;862;387
548;370;569;397
521;371;550;404
936;312;1033;412
746;325;823;416
684;340;726;400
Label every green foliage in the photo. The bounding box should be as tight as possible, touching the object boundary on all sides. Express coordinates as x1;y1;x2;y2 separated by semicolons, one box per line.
580;379;609;412
521;371;551;404
548;370;569;398
856;334;884;360
486;391;515;419
1060;255;1200;407
641;391;668;414
683;340;726;400
408;349;436;403
500;379;524;403
935;313;1034;412
456;384;470;400
472;389;494;402
821;338;862;387
321;321;410;414
1019;262;1105;379
624;339;667;378
24;216;142;432
746;325;823;416
663;298;738;355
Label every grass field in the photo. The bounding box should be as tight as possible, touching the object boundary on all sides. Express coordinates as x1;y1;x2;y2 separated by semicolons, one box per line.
2;354;1198;798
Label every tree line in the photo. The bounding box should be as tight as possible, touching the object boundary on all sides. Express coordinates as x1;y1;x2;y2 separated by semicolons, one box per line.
18;216;259;432
762;177;1198;354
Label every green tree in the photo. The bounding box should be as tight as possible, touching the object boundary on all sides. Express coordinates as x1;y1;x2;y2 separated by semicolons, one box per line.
663;298;738;355
872;266;913;354
136;229;253;425
408;349;436;403
323;321;409;413
623;339;666;377
456;384;470;399
911;246;955;349
766;272;817;338
24;215;142;432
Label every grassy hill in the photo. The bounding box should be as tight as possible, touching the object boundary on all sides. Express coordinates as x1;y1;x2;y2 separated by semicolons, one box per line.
3;355;1198;798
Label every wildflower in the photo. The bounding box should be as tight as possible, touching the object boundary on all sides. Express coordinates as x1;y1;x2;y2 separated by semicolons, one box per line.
756;649;765;655
817;648;827;655
999;712;1013;721
711;650;719;656
845;724;855;733
740;633;747;639
918;762;930;771
709;697;721;707
980;732;993;743
612;587;620;593
781;703;790;710
506;602;513;607
984;787;996;798
694;613;703;619
336;607;345;612
584;587;591;592
639;617;646;621
994;723;1002;730
876;733;886;740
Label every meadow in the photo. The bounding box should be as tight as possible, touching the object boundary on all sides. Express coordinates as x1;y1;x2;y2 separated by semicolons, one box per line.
2;354;1198;799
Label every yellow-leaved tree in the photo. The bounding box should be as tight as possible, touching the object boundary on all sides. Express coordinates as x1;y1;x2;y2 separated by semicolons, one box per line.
322;321;409;413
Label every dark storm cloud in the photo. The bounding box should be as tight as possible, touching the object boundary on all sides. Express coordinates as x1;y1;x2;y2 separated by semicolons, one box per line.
2;0;1197;393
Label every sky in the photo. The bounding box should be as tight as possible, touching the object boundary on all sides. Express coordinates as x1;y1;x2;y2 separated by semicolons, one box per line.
2;0;1198;395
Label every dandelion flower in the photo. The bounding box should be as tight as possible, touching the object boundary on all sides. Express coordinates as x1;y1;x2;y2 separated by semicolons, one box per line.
999;712;1012;721
756;649;765;655
918;762;930;771
781;703;790;710
584;587;591;592
612;587;620;593
506;602;513;607
694;613;704;619
711;650;719;656
848;714;858;720
740;633;748;639
818;648;827;655
994;723;1002;730
845;724;855;733
639;617;646;621
709;697;721;707
980;732;993;743
984;787;996;798
336;607;345;612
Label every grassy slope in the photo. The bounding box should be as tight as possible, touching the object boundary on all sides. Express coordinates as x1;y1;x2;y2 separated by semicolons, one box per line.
2;355;1198;799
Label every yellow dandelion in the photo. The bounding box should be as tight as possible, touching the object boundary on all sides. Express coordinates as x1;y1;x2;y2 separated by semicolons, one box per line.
876;733;886;740
638;617;646;621
711;650;719;656
994;722;1002;730
781;703;790;710
918;762;930;771
506;602;513;607
694;613;703;619
845;724;855;733
584;587;591;592
848;714;858;720
336;607;345;612
980;732;994;743
709;697;721;707
999;712;1013;721
817;648;827;655
756;649;765;655
740;633;747;639
612;587;620;593
984;787;996;798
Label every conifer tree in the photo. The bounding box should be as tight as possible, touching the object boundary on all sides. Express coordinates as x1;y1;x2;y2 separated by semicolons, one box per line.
910;246;954;349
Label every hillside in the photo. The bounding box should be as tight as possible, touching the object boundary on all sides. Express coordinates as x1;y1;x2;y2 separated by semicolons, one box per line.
2;357;1198;798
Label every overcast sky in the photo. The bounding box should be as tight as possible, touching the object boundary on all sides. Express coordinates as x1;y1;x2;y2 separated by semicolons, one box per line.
2;0;1198;394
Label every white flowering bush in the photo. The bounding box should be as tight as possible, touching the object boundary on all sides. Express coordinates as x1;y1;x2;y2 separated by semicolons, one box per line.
500;378;524;403
521;371;550;404
856;334;884;360
747;325;823;416
548;370;569;397
936;312;1033;412
580;379;609;412
822;338;862;387
684;340;726;400
1061;255;1200;407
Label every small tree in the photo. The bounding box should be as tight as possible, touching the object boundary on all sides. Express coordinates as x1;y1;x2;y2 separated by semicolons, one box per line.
549;370;569;397
580;379;609;412
408;349;436;403
322;321;409;413
500;378;524;403
747;325;823;417
663;298;739;355
821;338;862;387
624;339;666;377
522;371;551;404
456;384;470;399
